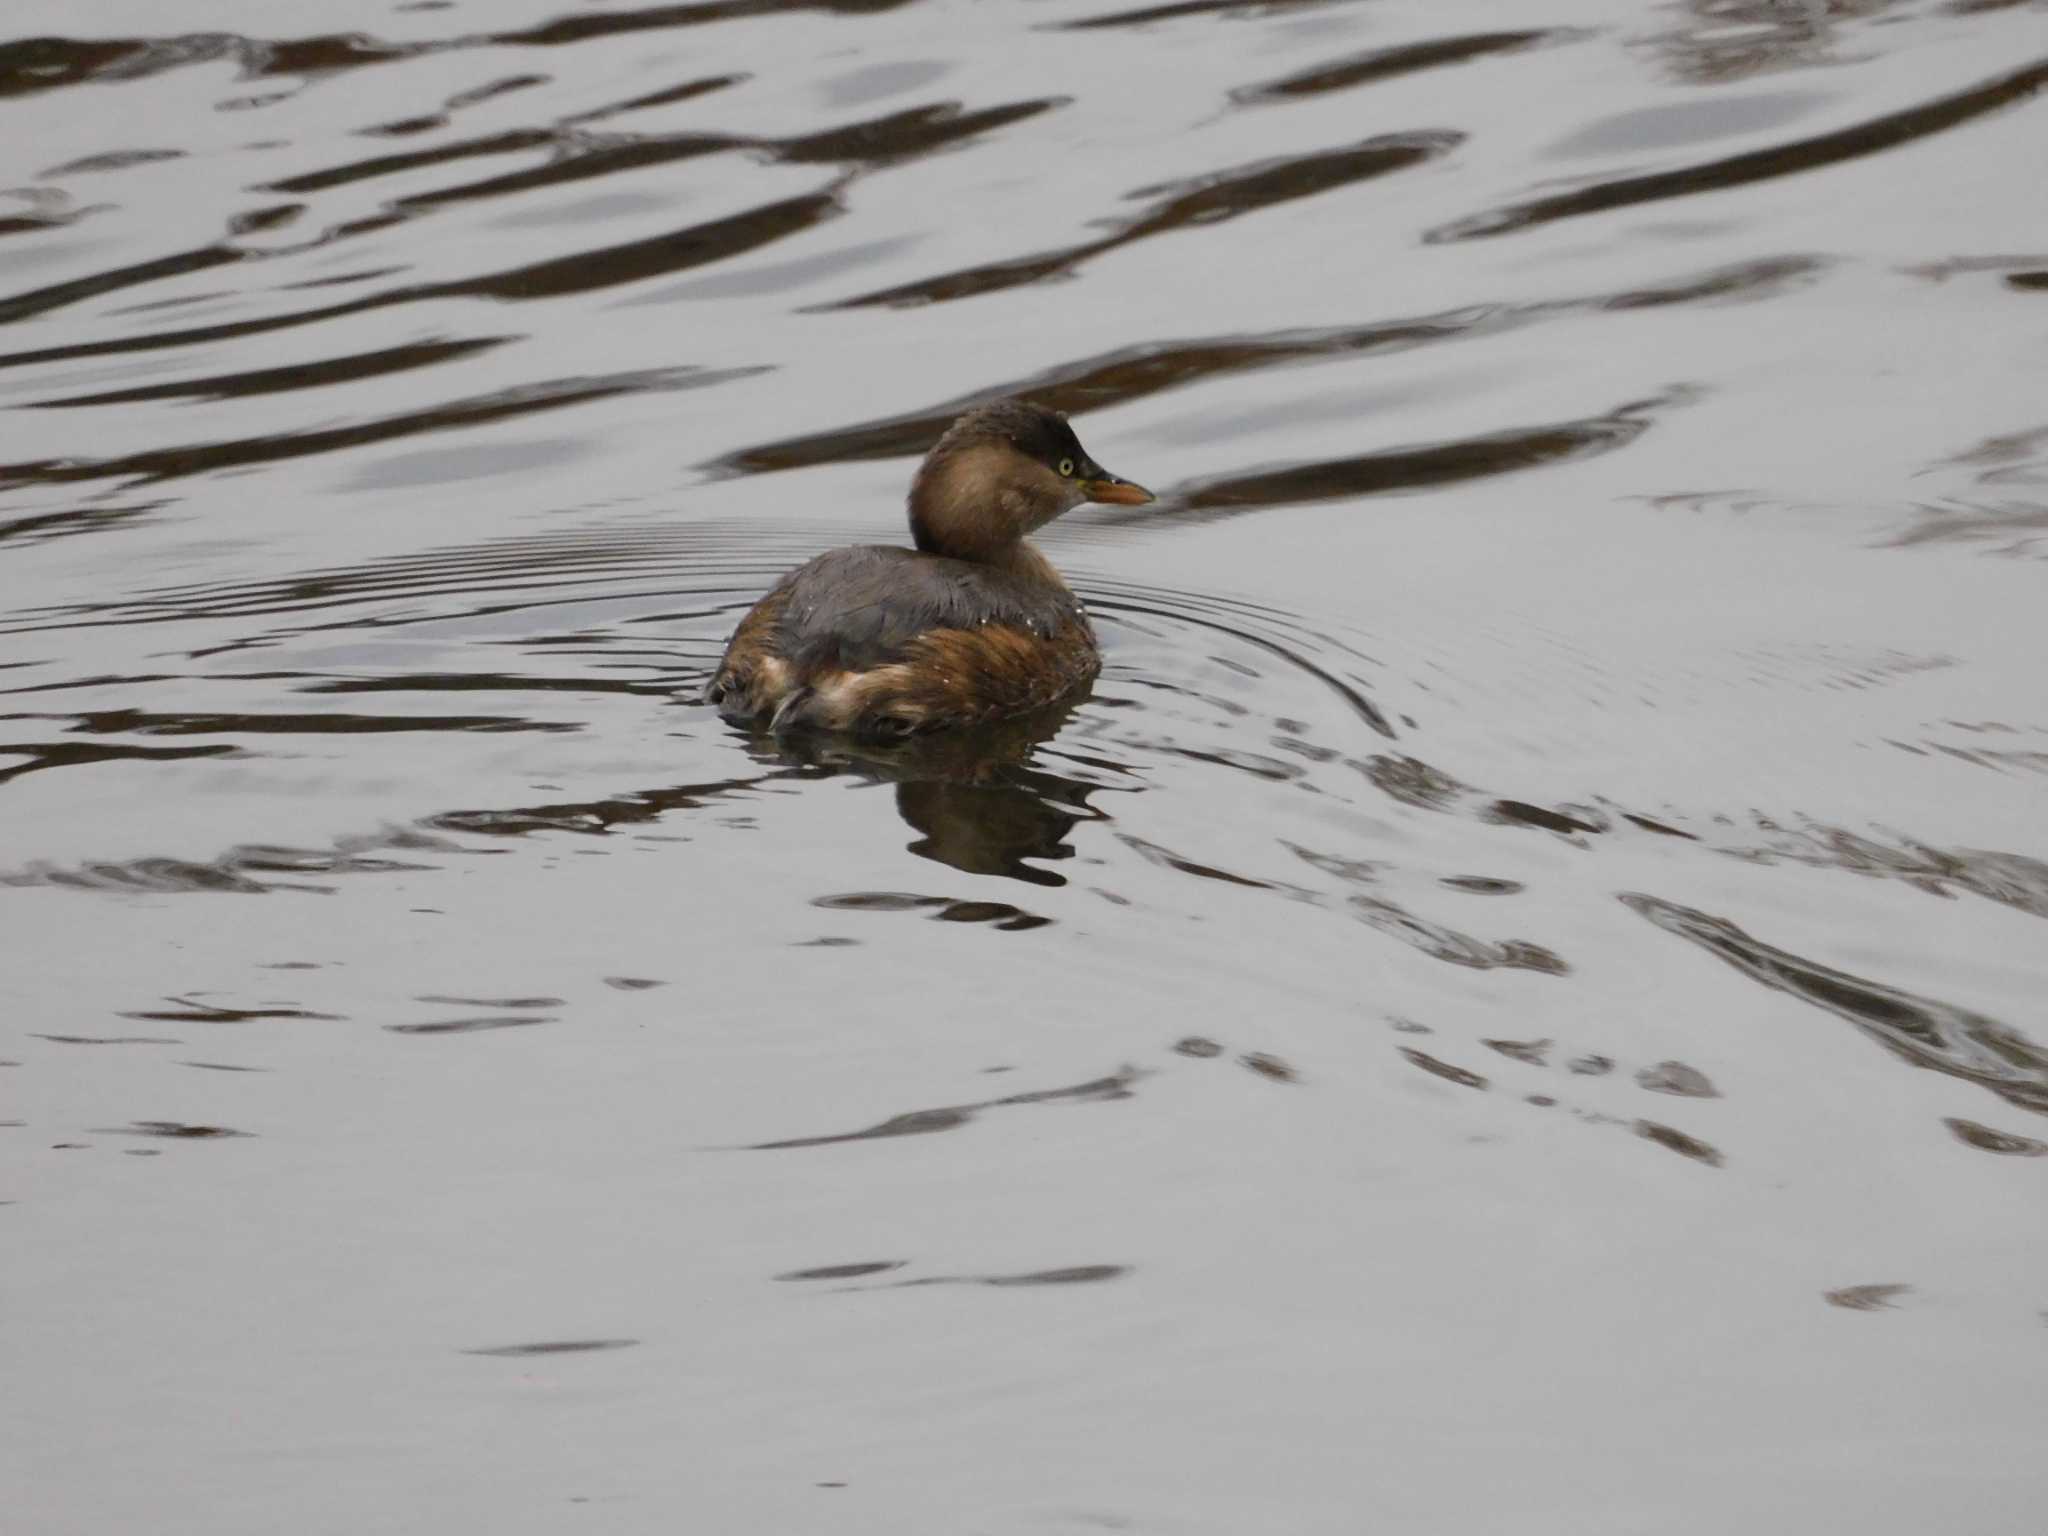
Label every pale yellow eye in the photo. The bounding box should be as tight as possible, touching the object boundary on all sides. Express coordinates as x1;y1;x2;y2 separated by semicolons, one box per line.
1058;458;1075;477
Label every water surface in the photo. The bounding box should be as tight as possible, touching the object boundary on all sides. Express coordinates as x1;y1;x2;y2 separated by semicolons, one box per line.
5;1;2048;1531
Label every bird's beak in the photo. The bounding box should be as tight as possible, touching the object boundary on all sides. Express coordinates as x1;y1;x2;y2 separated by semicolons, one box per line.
1082;474;1154;506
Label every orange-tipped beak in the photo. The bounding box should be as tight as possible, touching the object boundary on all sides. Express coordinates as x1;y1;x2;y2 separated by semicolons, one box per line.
1084;477;1154;506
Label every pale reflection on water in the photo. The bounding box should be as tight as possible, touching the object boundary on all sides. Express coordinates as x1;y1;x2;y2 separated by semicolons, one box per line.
4;0;2047;1531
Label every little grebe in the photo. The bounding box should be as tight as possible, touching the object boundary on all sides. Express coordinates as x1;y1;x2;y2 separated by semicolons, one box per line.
708;400;1152;737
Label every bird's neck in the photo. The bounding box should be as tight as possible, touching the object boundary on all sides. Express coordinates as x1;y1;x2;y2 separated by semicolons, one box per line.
908;444;1062;565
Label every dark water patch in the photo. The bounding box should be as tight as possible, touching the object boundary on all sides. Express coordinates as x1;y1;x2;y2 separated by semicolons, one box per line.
1289;845;1382;886
429;768;801;839
263;128;558;194
0;31;416;102
1922;421;2048;491
0;192;823;374
1824;1283;1911;1312
0;209;86;239
708;259;1814;477
773;98;1067;170
40;148;185;177
1120;131;1464;239
26;519;823;631
245;33;429;80
414;995;562;1009
448;70;549;106
182;1061;269;1073
776;1261;907;1281
1893;499;2048;555
1919;735;2038;773
447;196;843;301
1729;825;2048;922
1400;1048;1489;1090
105;1121;252;1139
33;709;575;738
1358;754;1468;811
1623;812;1698;840
0;242;247;328
1943;1117;2047;1156
1444;876;1525;895
1117;834;1271;889
362;114;448;138
705;310;1518;474
282;265;406;291
0;293;382;374
814;890;1051;929
1169;393;1669;517
121;997;342;1023
1352;898;1569;974
1649;0;1904;85
24;337;508;408
1635;1120;1723;1167
225;204;305;238
1637;1060;1720;1098
485;0;920;50
3;858;265;895
1054;0;1356;30
1486;800;1607;837
31;1034;182;1047
932;900;1052;929
754;1106;975;1146
830;131;1460;308
604;976;666;991
565;73;744;126
2008;271;2048;290
0;672;182;699
0;501;161;548
1622;893;2048;1114
2;31;463;122
875;1265;1128;1289
0;365;755;493
386;133;748;210
1154;743;1304;782
462;1338;638;1357
1;833;447;895
306;674;677;700
0;36;218;98
1431;56;2048;240
1239;1051;1297;1083
747;1067;1140;1150
1595;255;1826;311
1484;1038;1552;1066
1232;31;1560;105
1901;252;2048;283
0;739;242;788
385;1014;554;1035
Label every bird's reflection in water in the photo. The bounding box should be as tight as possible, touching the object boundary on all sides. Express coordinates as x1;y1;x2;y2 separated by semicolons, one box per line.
743;697;1107;885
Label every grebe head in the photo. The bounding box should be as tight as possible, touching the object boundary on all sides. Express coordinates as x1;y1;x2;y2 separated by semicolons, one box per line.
908;399;1152;561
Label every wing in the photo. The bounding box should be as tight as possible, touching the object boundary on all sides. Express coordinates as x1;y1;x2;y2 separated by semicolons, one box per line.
770;545;1084;675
